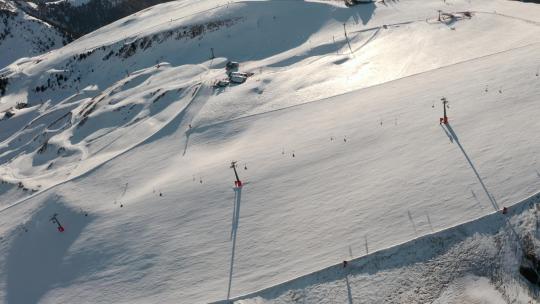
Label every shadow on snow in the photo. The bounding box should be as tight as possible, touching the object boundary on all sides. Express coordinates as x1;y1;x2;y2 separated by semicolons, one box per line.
5;198;94;304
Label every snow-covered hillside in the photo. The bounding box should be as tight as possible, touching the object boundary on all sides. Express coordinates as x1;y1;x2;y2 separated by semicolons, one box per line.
0;0;540;303
227;194;540;304
0;0;69;69
22;0;175;36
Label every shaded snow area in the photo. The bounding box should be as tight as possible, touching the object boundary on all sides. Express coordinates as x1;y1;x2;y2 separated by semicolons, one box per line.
0;0;68;69
227;196;540;304
0;0;539;303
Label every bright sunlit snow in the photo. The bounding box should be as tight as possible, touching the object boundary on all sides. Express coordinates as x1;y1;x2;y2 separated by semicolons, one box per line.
0;0;540;303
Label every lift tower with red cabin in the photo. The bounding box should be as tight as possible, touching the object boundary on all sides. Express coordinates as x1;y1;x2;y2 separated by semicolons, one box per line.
230;161;243;188
440;97;449;124
50;213;65;232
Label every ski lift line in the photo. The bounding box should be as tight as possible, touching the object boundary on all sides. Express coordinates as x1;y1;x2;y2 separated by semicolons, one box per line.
348;19;418;35
63;0;417;64
215;191;540;304
349;27;381;54
343;23;354;55
3;34;540;216
182;40;540;140
22;4;534;84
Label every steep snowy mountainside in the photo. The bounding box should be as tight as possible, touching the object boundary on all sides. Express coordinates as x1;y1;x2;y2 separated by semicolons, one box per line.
22;0;176;36
1;0;540;193
1;38;538;303
0;0;70;69
0;0;539;303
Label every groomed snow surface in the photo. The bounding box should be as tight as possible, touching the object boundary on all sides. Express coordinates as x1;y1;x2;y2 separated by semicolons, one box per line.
0;0;540;303
227;195;540;304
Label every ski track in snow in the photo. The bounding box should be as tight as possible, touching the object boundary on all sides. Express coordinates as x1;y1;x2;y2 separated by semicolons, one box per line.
3;36;538;215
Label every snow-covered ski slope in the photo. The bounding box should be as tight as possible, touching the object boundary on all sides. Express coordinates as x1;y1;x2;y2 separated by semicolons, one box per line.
0;0;68;69
0;0;540;303
225;194;540;304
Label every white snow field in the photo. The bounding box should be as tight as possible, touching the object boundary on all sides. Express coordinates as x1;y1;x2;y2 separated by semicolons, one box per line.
0;0;68;69
226;195;540;304
0;0;540;303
